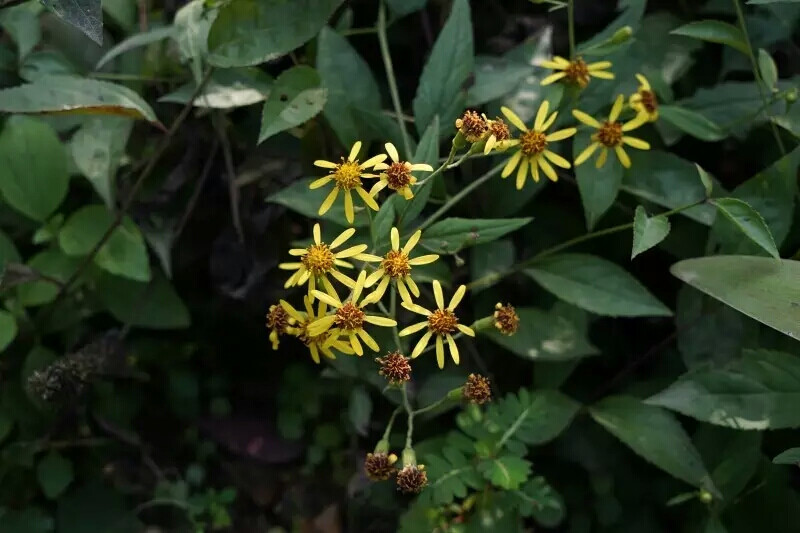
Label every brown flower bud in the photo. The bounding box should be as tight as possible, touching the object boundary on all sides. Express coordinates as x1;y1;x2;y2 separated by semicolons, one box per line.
266;304;290;350
376;352;412;385
364;452;398;481
493;303;519;336
454;110;488;143
463;373;492;405
396;464;428;494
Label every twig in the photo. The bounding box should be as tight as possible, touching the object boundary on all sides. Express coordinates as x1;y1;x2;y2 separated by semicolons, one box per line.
377;1;412;157
212;112;245;243
174;140;220;244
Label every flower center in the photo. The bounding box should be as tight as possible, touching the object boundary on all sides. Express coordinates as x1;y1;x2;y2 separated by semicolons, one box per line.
381;250;411;278
301;243;335;275
455;110;488;143
565;58;590;88
595;121;624;147
335;302;365;331
333;160;362;190
520;130;548;155
488;119;510;141
385;162;413;190
427;309;459;335
640;90;658;113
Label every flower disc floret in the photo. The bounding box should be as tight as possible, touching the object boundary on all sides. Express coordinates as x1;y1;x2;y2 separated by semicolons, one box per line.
396;465;427;494
365;452;398;481
376;352;412;384
385;162;413;190
427;309;459;335
573;95;651;169
596;121;624;147
266;304;291;350
280;297;353;364
335;302;366;331
300;243;335;275
371;143;434;201
332;160;363;190
520;130;548;155
629;73;659;122
455;110;488;143
494;303;519;336
382;250;412;278
539;56;614;88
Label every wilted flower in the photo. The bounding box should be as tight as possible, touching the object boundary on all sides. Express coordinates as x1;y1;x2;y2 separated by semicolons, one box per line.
376;351;412;385
454;110;488;143
463;373;492;405
266;304;291;350
365;452;398;481
396;464;428;494
493;303;519;336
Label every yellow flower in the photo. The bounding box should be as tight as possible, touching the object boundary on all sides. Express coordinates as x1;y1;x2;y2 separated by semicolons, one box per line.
278;223;372;298
500;101;577;189
539;56;614;88
311;141;387;224
573;94;650;169
308;271;398;356
370;143;434;201
398;281;475;369
361;227;439;305
280;296;353;364
482;116;513;154
629;73;659;122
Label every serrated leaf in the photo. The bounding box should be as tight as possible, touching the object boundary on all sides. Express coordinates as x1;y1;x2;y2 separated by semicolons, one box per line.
478;455;531;490
97;271;190;329
525;254;672;317
42;0;103;45
671;256;800;341
259;65;326;143
420;217;532;254
488;389;581;447
412;0;473;135
659;105;726;141
589;396;718;495
514;476;566;527
648;349;800;429
420;446;482;506
711;198;779;258
0;310;18;353
671;20;748;54
632;206;671;259
37;452;74;499
772;448;800;464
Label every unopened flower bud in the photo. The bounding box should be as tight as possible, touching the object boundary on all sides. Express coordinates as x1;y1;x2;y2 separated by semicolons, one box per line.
610;25;633;45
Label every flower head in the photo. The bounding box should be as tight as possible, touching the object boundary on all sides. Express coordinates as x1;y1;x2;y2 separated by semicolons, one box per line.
280;296;353;364
311;141;387;224
279;223;373;299
493;303;519;336
573;94;650;169
500;101;577;189
463;373;492;404
629;73;659;122
365;452;398;481
370;143;434;201
455;110;488;143
266;304;292;350
376;351;412;385
539;56;614;88
308;271;398;356
396;464;427;494
361;228;439;305
483;116;512;154
399;281;475;369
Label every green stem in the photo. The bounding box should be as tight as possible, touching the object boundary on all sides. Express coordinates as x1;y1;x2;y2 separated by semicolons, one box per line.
401;384;414;449
382;407;402;442
568;0;576;58
377;298;402;351
418;161;505;231
377;1;412;158
731;0;786;155
414;395;452;416
340;27;378;36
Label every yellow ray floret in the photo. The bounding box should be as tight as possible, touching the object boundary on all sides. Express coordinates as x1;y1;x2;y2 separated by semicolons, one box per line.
572;94;650;169
539;56;614;88
629;73;659;122
370;143;434;201
280;296;353;364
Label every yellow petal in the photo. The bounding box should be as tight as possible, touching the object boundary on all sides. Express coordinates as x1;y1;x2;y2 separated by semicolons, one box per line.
433;280;445;309
309;343;321;364
615;145;631;168
534;100;550;131
314;160;337;169
538;59;568;70
405;275;420;297
447;334;460;365
588;61;612;71
330;227;356;249
278;262;302;270
411;331;432;358
344;190;354;224
385;142;399;162
543;149;571;169
348;141;362;162
540;72;567;86
309;176;332;189
391;227;400;251
365;315;397;327
369;180;388;196
357;329;380;351
516;156;529;190
364;268;385;288
308;315;337;336
609;94;625;122
484;134;497;155
312;223;322;245
319;187;339;215
622;113;649;132
596;148;609;168
537;156;559;182
448;284;466;310
531;160;541;183
622;136;650;150
635;73;650;90
408;254;438;266
311;290;341;308
409;163;434;172
329;268;356;289
349;334;363;356
435;335;445;369
403;229;422;254
574;142;600;166
540;110;559;132
351;270;367;303
366;275;390;304
572;110;602;129
399;321;428;337
457;324;476;337
361;153;387;169
502;150;522;178
288;248;307;256
501;106;528;132
401;301;432;316
279;300;304;322
356;186;379;211
545;127;577;142
396;278;413;304
589;70;615;80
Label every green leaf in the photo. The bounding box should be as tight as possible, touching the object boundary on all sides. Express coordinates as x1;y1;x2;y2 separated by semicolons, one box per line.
467;56;533;107
386;0;427;17
348;386;371;437
696;163;714;197
59;205;151;282
671;20;748;54
419;445;482;506
207;0;343;68
420;217;532;254
758;49;778;89
97;271;190;329
514;476;566;527
589;396;718;494
487;388;581;447
0;230;20;269
632;206;671;259
174;0;218;83
0;75;159;124
525;254;672;317
20;51;78;82
478;455;531;490
0;116;69;222
266;178;369;228
42;0;102;45
0;310;17;353
37;452;74;499
70;117;133;208
480;304;599;361
711;198;779;258
574;131;624;229
316;27;381;148
259;65;326;143
0;3;42;60
648;349;800;430
17;249;81;307
94;26;175;70
772;448;800;464
160;68;272;109
412;0;473;135
659;105;726;141
671;256;800;340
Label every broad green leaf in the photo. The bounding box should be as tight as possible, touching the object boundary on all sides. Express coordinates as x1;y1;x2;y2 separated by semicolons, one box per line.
20;50;77;82
412;0;473;135
207;0;343;68
772;448;800;464
672;256;800;340
758;49;778;89
41;0;103;45
659;105;726;141
694;427;762;501
70;117;133;208
420;217;532;254
525;254;672;317
160;68;272;109
589;396;718;494
470;240;514;292
696;163;714;197
574;131;624;230
0;75;159;124
37;452;74;499
0;229;21;269
94;26;175;70
371;201;395;249
174;0;218;83
266;178;369;228
0;2;42;60
97;271;190;329
632;206;671;258
395;117;440;226
16;249;81;307
711;198;779;258
478;455;531;490
648;349;800;429
259;65;326;143
59;205;151;283
348;386;371;437
316;27;381;148
467;56;533;107
0;116;69;222
386;0;427;17
480;304;599;361
0;310;17;353
671;20;748;54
